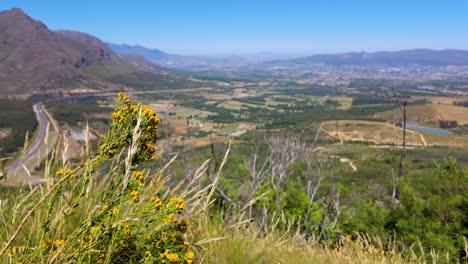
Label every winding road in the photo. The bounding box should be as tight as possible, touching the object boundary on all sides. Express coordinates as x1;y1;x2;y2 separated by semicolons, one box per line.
0;103;57;184
0;88;215;184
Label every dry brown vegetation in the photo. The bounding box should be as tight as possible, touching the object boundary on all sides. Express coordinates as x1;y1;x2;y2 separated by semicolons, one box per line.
374;103;468;125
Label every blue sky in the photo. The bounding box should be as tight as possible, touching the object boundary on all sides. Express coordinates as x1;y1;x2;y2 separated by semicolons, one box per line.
1;0;467;55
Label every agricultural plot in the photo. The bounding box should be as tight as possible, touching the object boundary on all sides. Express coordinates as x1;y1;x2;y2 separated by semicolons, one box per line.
322;120;468;148
321;120;427;146
328;96;353;109
375;103;468;125
374;104;439;123
430;104;468;125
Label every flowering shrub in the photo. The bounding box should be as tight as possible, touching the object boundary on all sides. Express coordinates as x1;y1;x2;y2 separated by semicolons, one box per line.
3;93;195;264
71;191;193;264
98;92;159;164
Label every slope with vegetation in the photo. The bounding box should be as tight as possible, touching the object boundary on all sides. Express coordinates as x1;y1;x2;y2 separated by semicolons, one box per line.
0;94;466;263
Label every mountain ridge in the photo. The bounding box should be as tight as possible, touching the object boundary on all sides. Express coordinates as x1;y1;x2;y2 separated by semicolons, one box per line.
274;49;468;66
0;8;197;98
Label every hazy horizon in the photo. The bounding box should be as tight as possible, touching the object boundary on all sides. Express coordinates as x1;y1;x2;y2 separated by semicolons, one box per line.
1;0;467;56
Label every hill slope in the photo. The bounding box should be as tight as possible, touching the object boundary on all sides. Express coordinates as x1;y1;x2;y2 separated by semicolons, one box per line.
0;8;112;95
0;8;199;98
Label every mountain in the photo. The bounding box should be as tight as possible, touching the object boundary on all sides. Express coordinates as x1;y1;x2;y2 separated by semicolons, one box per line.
279;49;468;66
107;43;167;61
0;8;109;95
107;43;273;69
0;8;195;98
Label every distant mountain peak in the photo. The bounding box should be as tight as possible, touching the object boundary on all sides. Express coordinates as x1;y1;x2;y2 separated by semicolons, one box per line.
2;7;27;17
0;8;117;95
0;7;48;30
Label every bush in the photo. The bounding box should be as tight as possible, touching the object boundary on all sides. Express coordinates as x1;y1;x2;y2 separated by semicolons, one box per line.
0;94;195;263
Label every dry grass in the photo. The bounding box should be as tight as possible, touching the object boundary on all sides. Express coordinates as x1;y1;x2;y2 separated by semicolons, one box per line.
374;104;439;123
375;103;468;125
430;104;468;125
196;220;427;264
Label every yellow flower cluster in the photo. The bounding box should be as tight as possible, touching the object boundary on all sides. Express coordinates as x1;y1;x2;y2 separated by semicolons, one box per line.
164;213;174;224
99;93;160;164
109;207;120;216
118;222;132;236
98;204;109;215
186;249;195;264
40;239;65;254
114;93;159;129
118;92;131;105
167;197;186;213
145;143;157;160
111;111;125;122
55;168;75;178
150;197;163;210
132;171;145;187
160;249;180;263
90;225;101;234
135;143;157;163
129;189;139;202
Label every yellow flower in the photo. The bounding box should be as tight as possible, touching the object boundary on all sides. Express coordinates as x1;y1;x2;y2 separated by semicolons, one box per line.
40;240;53;250
54;240;65;248
90;226;101;234
108;206;120;216
112;111;126;122
98;204;109;214
186;249;195;264
161;249;180;263
129;189;139;202
167;197;186;213
117;92;131;106
144;143;157;160
150;197;163;210
132;171;145;187
55;168;75;178
145;251;153;258
118;222;132;236
164;213;174;224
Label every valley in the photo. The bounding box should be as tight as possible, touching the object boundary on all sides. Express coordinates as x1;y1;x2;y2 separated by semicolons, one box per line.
0;6;466;264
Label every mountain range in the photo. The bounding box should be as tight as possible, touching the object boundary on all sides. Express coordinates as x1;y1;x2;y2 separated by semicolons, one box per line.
276;49;468;66
108;44;468;70
107;43;267;69
2;7;468;98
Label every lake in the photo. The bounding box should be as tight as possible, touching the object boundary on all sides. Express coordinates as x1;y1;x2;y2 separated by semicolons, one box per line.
405;122;452;135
